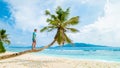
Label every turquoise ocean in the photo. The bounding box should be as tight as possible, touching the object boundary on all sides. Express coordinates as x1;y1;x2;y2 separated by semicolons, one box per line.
5;43;120;62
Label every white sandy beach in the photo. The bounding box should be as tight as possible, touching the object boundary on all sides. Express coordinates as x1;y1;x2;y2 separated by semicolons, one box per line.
0;52;120;68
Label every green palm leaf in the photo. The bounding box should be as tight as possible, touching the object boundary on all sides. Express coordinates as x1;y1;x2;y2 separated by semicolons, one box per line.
67;28;79;33
64;16;79;26
40;27;48;32
40;26;56;32
0;29;10;45
61;8;70;22
63;32;72;43
3;39;10;45
45;10;51;15
1;34;8;39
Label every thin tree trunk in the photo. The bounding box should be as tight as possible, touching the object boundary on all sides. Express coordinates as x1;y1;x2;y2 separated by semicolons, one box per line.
0;40;56;60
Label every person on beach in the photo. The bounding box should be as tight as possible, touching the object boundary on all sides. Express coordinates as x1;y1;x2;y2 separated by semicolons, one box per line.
32;29;37;50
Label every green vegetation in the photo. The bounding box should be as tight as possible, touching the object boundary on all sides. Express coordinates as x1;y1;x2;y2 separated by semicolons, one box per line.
40;6;79;46
0;29;10;53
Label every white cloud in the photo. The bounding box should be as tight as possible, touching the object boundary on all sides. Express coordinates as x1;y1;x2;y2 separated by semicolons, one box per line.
70;0;120;47
5;0;105;31
5;0;48;32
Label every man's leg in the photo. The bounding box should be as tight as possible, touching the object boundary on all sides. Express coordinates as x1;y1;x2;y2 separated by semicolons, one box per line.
33;41;36;49
32;42;34;50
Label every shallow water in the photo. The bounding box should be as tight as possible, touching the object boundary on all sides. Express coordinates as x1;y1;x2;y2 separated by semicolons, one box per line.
5;46;120;62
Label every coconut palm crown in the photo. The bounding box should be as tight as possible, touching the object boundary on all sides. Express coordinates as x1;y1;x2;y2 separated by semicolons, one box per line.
40;7;79;45
0;29;10;44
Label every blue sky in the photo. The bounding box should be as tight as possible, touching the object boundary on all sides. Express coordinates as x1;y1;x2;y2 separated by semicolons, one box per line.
0;0;120;47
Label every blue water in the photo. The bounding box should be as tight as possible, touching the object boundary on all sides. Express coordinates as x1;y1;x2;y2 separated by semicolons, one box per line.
5;46;120;62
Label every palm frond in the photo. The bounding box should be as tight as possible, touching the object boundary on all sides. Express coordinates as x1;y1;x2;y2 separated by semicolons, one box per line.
45;10;51;15
49;20;59;26
61;8;70;22
3;39;10;45
56;6;62;15
47;28;55;32
47;26;57;32
0;29;10;45
0;29;6;35
47;19;57;26
63;33;72;43
40;26;56;32
1;34;8;39
66;28;79;33
40;27;48;32
64;16;79;26
61;12;68;22
56;7;63;21
46;18;52;22
51;15;57;20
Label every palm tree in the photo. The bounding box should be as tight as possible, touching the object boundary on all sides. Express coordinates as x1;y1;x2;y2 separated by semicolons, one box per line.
0;7;79;60
0;29;10;53
40;6;79;46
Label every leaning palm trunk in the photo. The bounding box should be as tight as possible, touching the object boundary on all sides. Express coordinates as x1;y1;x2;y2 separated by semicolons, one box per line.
0;40;56;60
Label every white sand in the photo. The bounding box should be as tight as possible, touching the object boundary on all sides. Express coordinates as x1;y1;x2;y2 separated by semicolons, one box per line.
0;52;120;68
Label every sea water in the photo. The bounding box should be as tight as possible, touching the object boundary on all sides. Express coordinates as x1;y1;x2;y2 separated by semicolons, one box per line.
5;46;120;62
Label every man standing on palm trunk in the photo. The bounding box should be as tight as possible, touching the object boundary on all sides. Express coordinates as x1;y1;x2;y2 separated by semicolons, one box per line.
32;29;37;50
